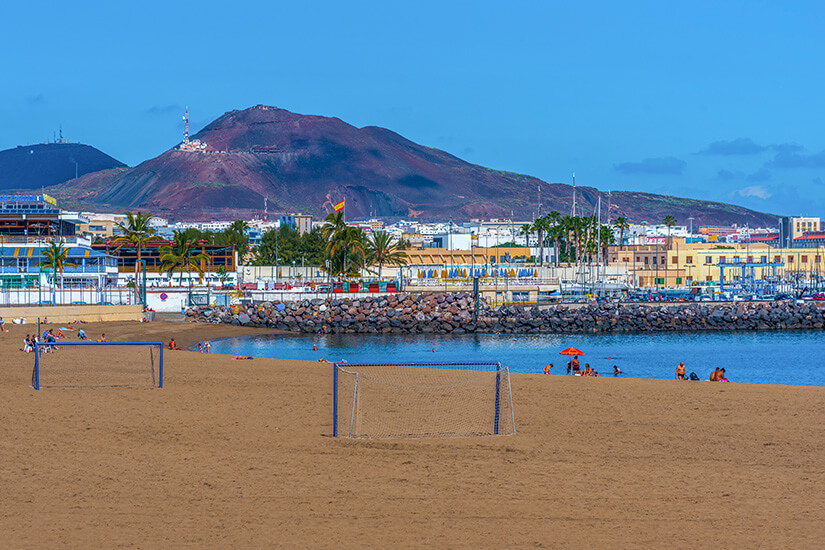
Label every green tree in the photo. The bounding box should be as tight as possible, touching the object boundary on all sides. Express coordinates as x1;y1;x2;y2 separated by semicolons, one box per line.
532;216;552;266
114;211;156;299
613;216;630;250
39;240;77;290
519;223;532;249
366;231;408;279
322;212;366;277
159;230;212;286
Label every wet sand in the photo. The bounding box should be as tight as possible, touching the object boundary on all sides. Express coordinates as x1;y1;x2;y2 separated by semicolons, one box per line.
2;320;824;548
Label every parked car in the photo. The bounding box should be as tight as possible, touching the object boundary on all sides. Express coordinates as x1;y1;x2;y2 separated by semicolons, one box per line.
812;293;825;301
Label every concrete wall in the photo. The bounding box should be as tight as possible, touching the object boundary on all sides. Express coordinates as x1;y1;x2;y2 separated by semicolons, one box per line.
0;304;143;324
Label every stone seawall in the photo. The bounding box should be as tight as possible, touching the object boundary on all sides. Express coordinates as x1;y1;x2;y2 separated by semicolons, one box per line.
187;293;825;334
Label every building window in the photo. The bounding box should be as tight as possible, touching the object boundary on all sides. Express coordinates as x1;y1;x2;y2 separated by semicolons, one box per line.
817;255;822;262
622;257;629;262
774;255;781;263
686;255;693;264
644;257;649;265
733;256;740;263
661;256;665;264
720;256;726;263
676;277;682;284
761;256;767;263
705;256;712;264
655;277;664;284
672;255;678;264
788;256;794;263
802;255;808;263
706;275;713;281
636;256;641;263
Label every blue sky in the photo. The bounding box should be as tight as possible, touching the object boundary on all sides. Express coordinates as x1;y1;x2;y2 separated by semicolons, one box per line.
2;0;824;218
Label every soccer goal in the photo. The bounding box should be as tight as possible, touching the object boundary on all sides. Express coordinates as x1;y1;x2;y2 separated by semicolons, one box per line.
31;341;164;390
333;362;516;439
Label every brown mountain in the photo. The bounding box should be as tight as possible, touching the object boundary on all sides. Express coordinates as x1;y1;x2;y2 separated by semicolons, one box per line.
48;105;778;226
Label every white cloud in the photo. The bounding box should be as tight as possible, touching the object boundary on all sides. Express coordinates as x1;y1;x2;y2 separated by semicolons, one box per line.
734;185;772;200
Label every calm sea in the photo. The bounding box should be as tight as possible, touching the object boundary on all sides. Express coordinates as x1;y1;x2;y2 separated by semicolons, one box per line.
206;331;825;386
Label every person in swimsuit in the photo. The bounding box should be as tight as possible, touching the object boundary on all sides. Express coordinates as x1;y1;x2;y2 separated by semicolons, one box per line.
676;362;686;380
613;365;622;376
543;363;553;374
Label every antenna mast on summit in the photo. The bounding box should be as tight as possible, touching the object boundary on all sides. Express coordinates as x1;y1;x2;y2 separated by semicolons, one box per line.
183;107;190;145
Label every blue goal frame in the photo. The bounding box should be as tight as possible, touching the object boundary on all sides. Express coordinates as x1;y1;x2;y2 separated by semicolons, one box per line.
32;341;164;390
332;361;510;438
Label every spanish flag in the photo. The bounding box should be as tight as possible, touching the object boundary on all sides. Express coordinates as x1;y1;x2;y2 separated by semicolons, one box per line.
334;199;345;212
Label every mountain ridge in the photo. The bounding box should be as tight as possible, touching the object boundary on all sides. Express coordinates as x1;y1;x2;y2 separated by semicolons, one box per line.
46;105;779;226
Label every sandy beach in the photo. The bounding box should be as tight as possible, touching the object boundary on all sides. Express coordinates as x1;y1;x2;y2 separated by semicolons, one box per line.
2;320;825;548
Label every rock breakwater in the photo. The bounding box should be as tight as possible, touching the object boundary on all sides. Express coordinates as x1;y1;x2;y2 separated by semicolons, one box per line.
187;292;825;334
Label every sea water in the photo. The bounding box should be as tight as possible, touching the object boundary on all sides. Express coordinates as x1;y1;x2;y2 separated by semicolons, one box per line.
206;330;825;386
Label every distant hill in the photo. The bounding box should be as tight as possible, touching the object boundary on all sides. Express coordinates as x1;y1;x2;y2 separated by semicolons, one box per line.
0;142;125;191
47;105;779;226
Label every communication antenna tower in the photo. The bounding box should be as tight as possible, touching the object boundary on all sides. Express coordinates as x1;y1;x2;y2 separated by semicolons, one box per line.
182;107;190;145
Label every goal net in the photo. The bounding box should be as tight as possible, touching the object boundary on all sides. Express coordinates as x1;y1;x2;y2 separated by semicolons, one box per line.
32;341;164;389
333;362;515;439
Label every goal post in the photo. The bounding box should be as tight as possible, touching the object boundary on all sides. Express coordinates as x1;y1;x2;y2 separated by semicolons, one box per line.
333;361;516;439
32;341;164;390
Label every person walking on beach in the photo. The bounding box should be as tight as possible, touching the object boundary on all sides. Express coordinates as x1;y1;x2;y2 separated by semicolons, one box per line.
676;362;686;380
204;340;211;353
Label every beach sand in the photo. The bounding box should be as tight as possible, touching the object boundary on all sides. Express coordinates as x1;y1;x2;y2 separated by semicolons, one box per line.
2;320;824;548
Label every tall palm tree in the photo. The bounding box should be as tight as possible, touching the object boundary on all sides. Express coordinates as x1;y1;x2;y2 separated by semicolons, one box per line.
39;240;77;292
114;211;156;300
519;223;532;250
599;225;615;266
159;230;212;286
662;215;677;288
546;211;562;266
532;216;552;266
613;216;630;250
326;225;366;277
366;231;408;279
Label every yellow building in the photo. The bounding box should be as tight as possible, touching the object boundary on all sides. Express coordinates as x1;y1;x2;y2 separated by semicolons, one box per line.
404;246;531;266
609;240;825;287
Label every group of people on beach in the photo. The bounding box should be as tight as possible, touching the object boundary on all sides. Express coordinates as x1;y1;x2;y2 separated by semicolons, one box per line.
19;326;100;352
675;362;730;382
546;355;622;377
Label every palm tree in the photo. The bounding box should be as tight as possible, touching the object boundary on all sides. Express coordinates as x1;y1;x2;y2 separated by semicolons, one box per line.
599;225;615;266
366;231;408;279
326;225;366;277
39;240;77;295
532;216;552;266
613;216;630;250
519;223;532;250
546;211;562;266
663;215;677;243
159;230;212;286
114;211;156;300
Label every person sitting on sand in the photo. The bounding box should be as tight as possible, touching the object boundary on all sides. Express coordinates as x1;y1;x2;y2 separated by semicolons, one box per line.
22;335;32;353
54;328;65;339
233;356;253;360
543;363;553;374
676;362;686;380
710;367;721;381
719;368;729;382
168;338;182;350
98;333;107;342
613;365;622;376
77;329;87;340
198;343;203;353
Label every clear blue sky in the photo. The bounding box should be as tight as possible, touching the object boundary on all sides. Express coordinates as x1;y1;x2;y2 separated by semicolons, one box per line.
2;0;824;218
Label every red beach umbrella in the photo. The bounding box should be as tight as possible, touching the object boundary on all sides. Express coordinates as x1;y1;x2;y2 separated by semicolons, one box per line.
560;347;584;356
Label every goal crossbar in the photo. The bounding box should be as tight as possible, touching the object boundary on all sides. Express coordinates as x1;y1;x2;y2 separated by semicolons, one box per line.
333;361;516;438
32;341;164;390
